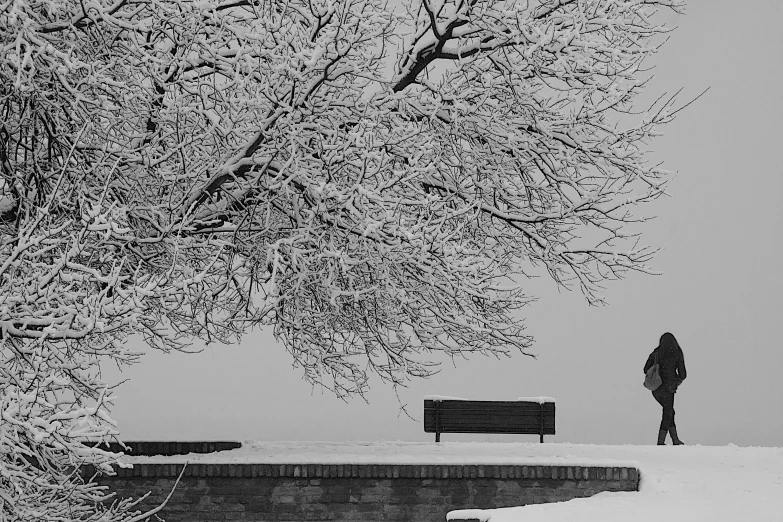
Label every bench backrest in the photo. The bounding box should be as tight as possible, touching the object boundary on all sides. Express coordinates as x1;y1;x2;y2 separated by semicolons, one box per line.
423;399;555;442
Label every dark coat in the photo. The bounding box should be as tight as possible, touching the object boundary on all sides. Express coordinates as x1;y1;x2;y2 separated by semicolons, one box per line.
644;346;687;393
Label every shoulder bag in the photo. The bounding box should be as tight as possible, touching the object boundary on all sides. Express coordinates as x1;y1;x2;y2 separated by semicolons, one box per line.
643;352;662;391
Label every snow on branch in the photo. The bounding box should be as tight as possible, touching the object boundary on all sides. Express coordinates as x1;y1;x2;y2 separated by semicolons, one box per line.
1;0;689;517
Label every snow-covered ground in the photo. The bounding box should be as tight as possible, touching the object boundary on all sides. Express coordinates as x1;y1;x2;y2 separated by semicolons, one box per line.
445;443;783;522
121;441;783;521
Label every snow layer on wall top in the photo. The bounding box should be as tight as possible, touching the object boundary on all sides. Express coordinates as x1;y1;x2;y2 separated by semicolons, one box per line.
119;441;637;468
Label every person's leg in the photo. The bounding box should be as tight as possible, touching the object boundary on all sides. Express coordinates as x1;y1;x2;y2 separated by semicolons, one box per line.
668;393;684;445
659;389;675;431
652;389;669;445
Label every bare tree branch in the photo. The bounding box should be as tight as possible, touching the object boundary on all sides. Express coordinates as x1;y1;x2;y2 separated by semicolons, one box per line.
0;0;690;518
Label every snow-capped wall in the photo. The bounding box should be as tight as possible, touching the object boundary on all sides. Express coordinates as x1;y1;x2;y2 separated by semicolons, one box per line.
92;460;639;521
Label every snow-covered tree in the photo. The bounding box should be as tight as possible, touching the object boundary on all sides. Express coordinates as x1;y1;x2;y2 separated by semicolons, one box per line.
1;0;686;519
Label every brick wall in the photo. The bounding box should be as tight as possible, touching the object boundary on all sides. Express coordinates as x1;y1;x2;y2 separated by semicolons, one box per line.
94;463;639;522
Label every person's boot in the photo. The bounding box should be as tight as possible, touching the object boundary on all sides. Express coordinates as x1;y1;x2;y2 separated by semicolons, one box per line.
657;429;667;445
669;426;684;445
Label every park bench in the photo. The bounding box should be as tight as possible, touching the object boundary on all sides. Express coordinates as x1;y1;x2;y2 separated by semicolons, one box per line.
423;396;555;443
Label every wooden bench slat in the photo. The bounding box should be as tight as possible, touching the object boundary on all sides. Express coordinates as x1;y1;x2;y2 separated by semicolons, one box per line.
422;415;555;424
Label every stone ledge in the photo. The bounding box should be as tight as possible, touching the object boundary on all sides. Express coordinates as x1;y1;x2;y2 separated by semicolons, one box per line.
90;441;242;456
87;463;639;487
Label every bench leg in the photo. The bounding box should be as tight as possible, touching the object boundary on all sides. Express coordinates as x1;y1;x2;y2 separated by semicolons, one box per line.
435;401;441;443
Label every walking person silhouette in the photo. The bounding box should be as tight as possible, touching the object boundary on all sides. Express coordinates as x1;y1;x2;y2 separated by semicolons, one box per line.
644;333;687;445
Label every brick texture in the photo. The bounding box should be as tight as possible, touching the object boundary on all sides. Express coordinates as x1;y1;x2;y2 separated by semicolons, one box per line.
93;463;639;522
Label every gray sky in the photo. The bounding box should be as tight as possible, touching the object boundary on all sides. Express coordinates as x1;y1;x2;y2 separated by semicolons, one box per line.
104;1;783;447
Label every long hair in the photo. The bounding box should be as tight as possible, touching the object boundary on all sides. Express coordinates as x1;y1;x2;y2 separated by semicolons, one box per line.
658;332;681;357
